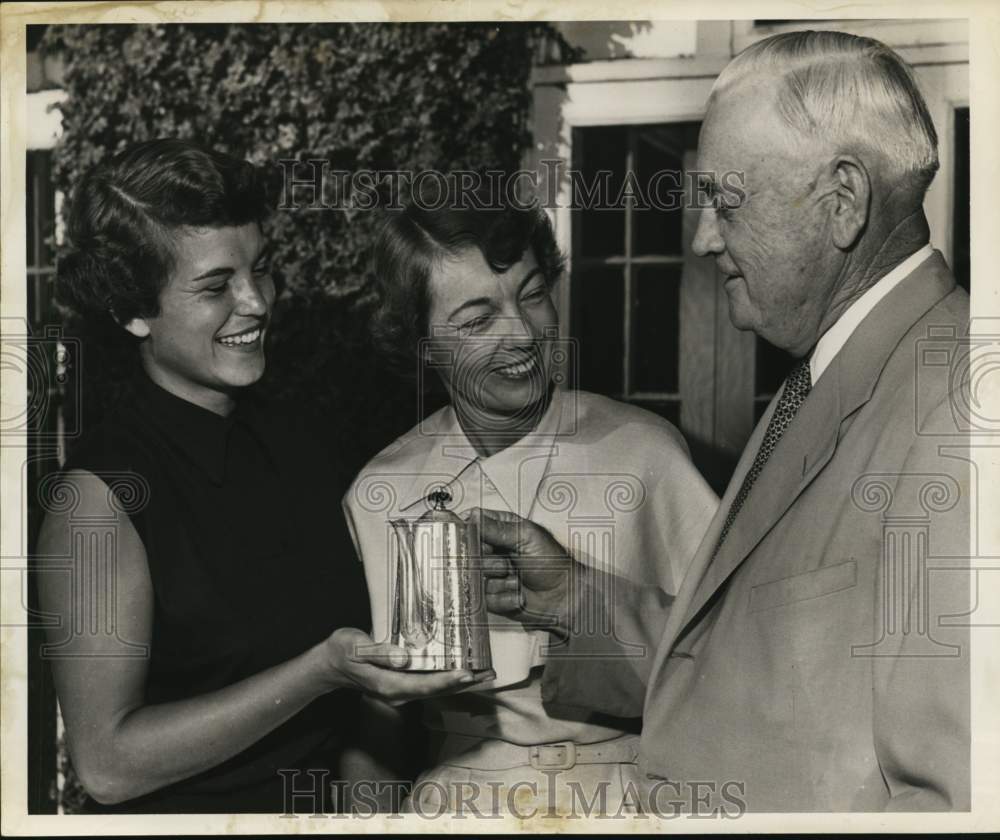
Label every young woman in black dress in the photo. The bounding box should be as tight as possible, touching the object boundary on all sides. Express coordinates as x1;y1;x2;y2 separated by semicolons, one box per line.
36;139;493;813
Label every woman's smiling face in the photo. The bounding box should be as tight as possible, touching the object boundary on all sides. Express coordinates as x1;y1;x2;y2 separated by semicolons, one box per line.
424;246;557;427
125;223;274;414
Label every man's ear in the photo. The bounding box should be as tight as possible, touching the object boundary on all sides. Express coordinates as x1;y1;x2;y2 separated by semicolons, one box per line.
122;317;151;339
828;155;871;250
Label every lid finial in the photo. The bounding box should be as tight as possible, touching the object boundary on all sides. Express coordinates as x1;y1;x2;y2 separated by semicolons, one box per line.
427;487;452;511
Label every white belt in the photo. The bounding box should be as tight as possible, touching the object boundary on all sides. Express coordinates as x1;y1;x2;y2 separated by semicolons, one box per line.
435;733;641;772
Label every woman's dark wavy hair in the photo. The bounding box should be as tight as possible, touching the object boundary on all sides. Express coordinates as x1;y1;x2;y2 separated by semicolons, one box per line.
370;179;565;379
57;138;277;330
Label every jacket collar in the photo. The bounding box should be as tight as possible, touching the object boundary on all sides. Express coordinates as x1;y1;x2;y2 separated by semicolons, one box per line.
475;387;565;518
398;386;566;518
677;250;957;631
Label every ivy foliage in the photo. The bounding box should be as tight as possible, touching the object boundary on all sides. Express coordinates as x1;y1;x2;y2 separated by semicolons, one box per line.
41;22;572;470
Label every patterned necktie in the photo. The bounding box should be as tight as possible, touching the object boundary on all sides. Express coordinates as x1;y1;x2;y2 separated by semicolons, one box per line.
713;356;812;555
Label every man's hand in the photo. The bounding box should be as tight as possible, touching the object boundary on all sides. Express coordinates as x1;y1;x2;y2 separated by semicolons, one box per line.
466;507;576;637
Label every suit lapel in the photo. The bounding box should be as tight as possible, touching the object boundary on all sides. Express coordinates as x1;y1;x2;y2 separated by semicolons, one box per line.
671;251;957;639
682;375;841;623
642;400;774;670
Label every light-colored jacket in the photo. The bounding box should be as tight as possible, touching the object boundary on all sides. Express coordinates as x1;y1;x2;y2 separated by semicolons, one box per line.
344;388;718;745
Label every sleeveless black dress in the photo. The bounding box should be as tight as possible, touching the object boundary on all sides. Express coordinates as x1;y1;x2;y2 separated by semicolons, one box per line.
63;374;371;813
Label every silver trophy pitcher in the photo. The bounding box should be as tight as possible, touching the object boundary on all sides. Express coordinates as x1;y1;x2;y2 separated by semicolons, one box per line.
389;488;493;671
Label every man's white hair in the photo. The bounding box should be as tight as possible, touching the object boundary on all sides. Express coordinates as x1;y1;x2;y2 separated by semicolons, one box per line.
710;30;939;195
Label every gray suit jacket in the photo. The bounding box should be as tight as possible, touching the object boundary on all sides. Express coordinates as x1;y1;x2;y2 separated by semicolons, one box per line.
541;252;971;812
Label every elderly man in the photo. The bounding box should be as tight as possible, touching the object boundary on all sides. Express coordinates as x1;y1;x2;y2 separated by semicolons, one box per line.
476;31;970;812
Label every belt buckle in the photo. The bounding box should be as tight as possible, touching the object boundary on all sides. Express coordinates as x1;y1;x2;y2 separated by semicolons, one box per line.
530;742;576;771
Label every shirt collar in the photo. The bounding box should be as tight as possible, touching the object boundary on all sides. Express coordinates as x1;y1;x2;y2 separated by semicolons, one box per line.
402;387;565;518
475;387;564;517
134;374;238;485
811;244;935;385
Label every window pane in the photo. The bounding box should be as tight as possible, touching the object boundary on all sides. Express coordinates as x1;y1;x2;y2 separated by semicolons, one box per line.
573;126;626;258
632;265;680;393
572;265;624;394
633;124;689;257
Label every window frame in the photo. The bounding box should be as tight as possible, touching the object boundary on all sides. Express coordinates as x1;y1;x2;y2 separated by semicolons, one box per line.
570;123;692;413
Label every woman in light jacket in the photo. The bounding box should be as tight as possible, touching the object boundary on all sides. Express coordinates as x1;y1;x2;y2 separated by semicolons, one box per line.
345;182;718;815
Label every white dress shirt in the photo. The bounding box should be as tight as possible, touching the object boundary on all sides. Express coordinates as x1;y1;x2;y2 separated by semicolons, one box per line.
810;244;934;384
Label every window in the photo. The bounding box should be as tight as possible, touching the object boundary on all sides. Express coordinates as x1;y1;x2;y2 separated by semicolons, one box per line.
28;150;57;327
26;150;62;459
570;122;700;427
27;148;61;815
